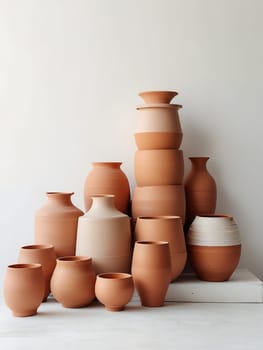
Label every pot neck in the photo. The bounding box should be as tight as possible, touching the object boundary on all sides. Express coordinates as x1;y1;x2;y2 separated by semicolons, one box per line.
46;192;74;206
89;195;116;212
189;157;209;170
92;162;122;169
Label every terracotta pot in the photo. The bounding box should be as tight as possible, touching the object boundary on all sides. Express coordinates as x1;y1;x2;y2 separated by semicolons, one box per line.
84;162;130;214
76;195;132;274
134;149;184;186
134;216;187;281
132;241;171;307
34;192;84;257
95;273;134;311
50;256;96;308
18;244;56;301
132;185;185;223
184;157;217;230
138;91;178;104
134;131;182;150
187;244;241;282
3;263;45;317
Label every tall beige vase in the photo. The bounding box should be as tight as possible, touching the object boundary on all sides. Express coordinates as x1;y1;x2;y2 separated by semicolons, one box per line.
76;195;132;274
34;192;84;257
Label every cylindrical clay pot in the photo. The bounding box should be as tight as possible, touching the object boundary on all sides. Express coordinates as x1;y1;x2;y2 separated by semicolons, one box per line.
84;162;131;214
34;192;84;257
76;195;132;274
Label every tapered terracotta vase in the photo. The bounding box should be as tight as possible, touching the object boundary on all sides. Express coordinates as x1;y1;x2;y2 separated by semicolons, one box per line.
76;195;132;274
95;273;134;311
131;241;171;307
34;192;84;257
4;263;45;317
134;216;187;281
138;90;178;104
187;215;241;281
135;103;183;150
132;185;185;223
184;157;217;231
18;244;56;301
134;149;184;186
50;256;96;308
84;162;130;214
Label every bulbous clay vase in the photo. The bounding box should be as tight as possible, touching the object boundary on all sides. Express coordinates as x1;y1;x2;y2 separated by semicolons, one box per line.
4;263;45;317
184;157;217;231
135;103;183;150
187;214;241;281
132;185;186;223
18;244;56;301
138;91;178;104
134;216;187;281
134;149;184;186
76;195;132;274
50;256;96;308
84;162;130;214
131;241;171;307
95;273;134;311
34;192;84;257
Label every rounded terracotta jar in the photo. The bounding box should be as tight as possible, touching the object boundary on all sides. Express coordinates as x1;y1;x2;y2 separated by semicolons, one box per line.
184;157;217;231
50;256;96;308
132;185;186;223
135;103;183;150
138;90;178;104
131;241;171;307
187;215;241;282
95;273;134;311
18;244;56;301
134;149;184;186
84;162;130;214
3;263;45;317
134;216;187;281
76;195;132;274
34;192;84;257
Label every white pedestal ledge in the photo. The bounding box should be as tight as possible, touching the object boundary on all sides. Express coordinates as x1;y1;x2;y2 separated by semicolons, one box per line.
133;268;263;303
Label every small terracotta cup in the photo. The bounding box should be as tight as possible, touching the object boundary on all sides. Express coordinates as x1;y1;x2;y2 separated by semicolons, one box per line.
18;244;56;301
138;91;178;104
95;273;134;311
3;263;45;317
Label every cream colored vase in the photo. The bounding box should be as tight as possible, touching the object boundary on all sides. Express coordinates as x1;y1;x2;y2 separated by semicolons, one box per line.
76;195;132;274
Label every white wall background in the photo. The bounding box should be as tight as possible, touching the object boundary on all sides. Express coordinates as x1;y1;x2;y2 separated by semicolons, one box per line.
0;0;262;279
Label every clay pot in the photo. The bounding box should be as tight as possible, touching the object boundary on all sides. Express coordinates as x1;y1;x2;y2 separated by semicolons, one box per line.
131;241;171;307
3;263;45;317
135;103;183;150
50;256;96;308
132;185;185;223
138;91;178;104
76;195;132;274
95;273;134;311
34;192;84;257
187;214;241;281
18;244;56;301
184;157;217;231
187;245;241;282
134;149;184;186
84;162;130;214
134;216;187;281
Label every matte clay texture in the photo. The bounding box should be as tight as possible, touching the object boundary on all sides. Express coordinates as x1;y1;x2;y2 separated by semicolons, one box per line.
34;192;84;257
95;273;134;311
132;241;171;307
84;162;130;214
138;91;178;104
134;131;183;150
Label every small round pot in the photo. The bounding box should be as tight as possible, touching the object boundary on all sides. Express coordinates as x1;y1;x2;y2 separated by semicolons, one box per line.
187;244;241;282
134;131;183;150
95;273;134;311
138;91;178;104
3;263;45;317
134;149;184;186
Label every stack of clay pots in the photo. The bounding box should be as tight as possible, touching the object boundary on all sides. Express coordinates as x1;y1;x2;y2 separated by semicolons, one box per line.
131;91;186;223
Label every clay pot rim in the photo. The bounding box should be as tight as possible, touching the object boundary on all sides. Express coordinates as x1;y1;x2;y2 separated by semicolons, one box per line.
196;214;233;220
97;272;132;280
92;162;122;167
21;244;54;250
136;240;169;246
91;194;115;199
8;263;42;269
46;192;74;196
187;244;241;248
137;215;181;220
136;103;182;110
57;256;92;263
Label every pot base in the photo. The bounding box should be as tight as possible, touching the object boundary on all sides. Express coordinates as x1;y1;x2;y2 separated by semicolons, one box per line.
105;306;125;312
12;310;37;317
